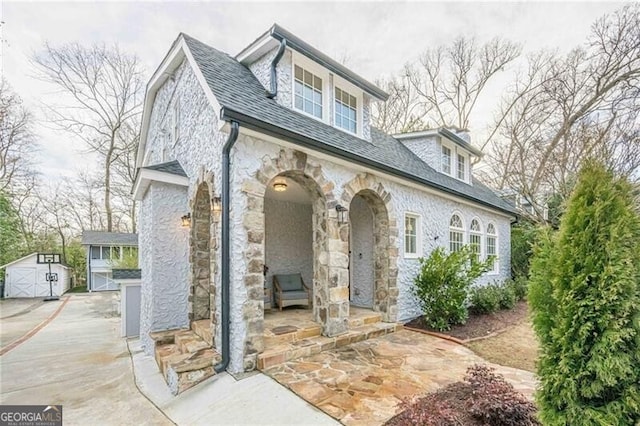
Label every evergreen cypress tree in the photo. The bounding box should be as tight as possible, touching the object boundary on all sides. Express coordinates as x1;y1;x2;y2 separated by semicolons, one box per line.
529;161;640;425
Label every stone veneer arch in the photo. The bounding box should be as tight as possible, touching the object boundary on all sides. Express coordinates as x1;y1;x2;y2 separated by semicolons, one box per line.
341;173;399;322
241;148;351;371
189;171;217;346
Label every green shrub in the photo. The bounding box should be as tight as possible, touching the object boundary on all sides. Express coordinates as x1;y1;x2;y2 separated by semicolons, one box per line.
498;284;517;310
529;161;640;425
413;246;492;331
510;221;538;279
470;284;501;314
506;276;528;301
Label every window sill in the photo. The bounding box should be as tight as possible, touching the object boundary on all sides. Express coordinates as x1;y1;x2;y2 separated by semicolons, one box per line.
404;253;421;259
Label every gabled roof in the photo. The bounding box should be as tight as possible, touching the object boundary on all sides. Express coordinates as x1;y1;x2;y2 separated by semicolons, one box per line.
393;128;483;157
81;231;138;246
0;253;71;269
180;34;516;215
236;24;388;102
143;160;187;177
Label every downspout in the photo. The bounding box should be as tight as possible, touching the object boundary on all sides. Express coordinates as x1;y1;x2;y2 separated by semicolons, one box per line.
266;39;287;99
214;120;240;374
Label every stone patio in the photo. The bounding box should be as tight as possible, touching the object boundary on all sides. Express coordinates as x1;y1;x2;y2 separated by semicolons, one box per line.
263;329;537;425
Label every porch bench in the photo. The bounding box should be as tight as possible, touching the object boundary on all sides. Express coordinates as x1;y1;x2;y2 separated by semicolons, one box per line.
273;274;311;311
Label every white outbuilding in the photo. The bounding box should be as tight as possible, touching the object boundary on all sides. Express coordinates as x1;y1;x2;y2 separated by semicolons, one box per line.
1;253;71;298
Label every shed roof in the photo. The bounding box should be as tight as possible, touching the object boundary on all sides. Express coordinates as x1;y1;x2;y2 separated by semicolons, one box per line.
81;231;138;246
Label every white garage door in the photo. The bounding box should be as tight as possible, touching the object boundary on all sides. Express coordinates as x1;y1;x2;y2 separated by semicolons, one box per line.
92;272;119;291
35;268;55;297
9;268;36;297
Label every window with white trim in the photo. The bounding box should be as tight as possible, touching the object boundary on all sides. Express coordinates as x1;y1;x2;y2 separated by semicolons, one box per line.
486;223;498;273
457;154;466;180
404;213;421;257
442;145;452;175
334;87;357;133
449;214;464;252
294;65;323;119
469;219;482;261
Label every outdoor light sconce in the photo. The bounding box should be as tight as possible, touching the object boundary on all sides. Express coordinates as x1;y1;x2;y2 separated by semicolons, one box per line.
181;212;191;227
273;178;288;192
211;196;222;223
335;204;349;224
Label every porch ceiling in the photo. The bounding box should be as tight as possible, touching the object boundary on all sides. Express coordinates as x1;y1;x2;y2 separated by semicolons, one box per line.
265;176;312;205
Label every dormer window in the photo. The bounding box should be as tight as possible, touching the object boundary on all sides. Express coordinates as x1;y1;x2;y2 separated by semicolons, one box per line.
457;154;466;180
334;87;357;133
441;145;452;175
294;65;323;119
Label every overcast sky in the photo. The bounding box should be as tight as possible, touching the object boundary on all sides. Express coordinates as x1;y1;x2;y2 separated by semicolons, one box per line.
2;1;624;183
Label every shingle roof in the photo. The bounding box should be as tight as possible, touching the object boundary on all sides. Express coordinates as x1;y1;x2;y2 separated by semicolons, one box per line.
181;34;516;215
81;231;138;246
112;269;142;280
143;160;187;177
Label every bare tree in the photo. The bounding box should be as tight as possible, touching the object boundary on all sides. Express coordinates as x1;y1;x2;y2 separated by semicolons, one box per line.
32;43;143;232
485;4;640;222
372;76;430;134
0;79;37;193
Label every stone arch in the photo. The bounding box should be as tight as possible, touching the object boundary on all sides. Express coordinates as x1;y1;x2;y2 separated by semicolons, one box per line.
189;171;217;346
240;148;347;371
341;173;399;322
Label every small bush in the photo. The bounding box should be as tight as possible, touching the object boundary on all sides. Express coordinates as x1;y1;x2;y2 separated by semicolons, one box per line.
499;284;517;309
386;365;539;426
413;246;492;331
506;276;528;301
470;284;501;314
465;365;539;426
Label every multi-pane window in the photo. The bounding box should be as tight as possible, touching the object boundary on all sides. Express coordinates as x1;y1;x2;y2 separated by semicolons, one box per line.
405;214;420;257
457;154;466;180
469;219;482;261
486;223;498;272
294;65;323;119
442;145;452;175
449;214;464;252
334;87;357;133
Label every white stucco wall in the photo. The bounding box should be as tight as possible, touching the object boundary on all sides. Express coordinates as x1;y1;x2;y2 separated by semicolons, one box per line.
264;198;313;301
400;135;440;172
349;195;375;307
139;182;190;354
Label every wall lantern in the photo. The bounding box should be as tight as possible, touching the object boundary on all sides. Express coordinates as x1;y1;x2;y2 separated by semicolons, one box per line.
181;212;191;227
335;204;349;224
273;178;288;192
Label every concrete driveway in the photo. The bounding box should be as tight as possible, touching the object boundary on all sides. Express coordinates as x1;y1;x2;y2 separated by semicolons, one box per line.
0;293;171;425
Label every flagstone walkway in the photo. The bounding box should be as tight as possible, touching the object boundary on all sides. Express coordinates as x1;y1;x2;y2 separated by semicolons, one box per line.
264;329;537;426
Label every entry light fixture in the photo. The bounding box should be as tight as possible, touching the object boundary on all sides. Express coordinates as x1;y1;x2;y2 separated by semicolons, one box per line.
335;204;349;224
181;212;191;227
273;178;288;192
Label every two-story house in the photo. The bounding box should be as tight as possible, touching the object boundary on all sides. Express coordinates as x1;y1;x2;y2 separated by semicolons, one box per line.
81;231;138;291
133;24;516;390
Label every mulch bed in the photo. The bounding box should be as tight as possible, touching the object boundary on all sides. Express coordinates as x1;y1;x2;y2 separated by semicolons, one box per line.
404;301;529;341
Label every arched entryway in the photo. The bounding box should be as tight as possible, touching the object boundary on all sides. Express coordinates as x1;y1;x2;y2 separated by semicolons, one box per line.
342;174;399;322
349;194;375;308
190;183;214;325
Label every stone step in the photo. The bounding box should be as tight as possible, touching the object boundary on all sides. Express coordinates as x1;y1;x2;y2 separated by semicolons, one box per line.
263;323;323;347
174;330;210;353
191;319;213;345
165;348;222;395
150;328;186;346
347;311;383;328
257;322;399;370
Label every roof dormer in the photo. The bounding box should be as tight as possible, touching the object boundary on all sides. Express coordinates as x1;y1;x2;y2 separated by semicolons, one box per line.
236;24;387;141
394;128;482;184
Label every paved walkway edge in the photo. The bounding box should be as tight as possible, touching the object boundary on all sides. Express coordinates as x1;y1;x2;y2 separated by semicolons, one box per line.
0;296;70;356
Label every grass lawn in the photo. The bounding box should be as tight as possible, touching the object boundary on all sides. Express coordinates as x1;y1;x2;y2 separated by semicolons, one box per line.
466;315;539;372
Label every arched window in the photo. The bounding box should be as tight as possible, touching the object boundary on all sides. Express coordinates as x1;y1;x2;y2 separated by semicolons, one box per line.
449;214;464;252
486;223;498;272
469;219;482;261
